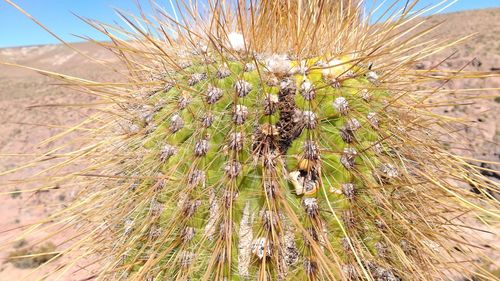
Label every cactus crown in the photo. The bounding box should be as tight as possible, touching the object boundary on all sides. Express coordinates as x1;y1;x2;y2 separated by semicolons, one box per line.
3;1;498;280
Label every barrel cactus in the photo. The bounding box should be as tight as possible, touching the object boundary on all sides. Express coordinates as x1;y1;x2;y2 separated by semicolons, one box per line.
5;0;499;280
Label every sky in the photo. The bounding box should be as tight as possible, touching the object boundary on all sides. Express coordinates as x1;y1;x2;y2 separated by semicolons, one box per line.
0;0;499;48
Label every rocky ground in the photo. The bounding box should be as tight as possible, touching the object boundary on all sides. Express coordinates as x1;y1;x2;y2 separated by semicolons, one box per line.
0;8;498;281
0;42;119;280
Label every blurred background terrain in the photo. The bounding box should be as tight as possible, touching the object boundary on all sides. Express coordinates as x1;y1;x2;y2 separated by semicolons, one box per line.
0;7;498;280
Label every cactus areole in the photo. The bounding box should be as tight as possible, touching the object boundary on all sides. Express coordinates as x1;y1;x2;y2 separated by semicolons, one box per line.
7;1;499;280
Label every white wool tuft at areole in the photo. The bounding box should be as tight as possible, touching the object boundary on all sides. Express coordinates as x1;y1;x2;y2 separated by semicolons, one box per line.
228;32;245;51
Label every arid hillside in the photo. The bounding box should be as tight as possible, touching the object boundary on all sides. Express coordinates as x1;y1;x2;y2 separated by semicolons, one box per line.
415;8;499;164
0;7;498;280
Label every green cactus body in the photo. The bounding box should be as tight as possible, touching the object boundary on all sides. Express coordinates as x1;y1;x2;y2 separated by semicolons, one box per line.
116;54;407;280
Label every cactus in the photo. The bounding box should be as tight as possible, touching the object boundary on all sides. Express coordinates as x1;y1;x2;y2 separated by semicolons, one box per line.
3;0;499;280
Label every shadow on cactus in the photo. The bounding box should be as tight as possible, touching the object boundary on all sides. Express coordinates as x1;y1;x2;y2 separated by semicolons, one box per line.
1;0;499;280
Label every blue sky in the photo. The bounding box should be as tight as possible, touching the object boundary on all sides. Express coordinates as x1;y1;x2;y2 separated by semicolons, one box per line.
0;0;498;48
